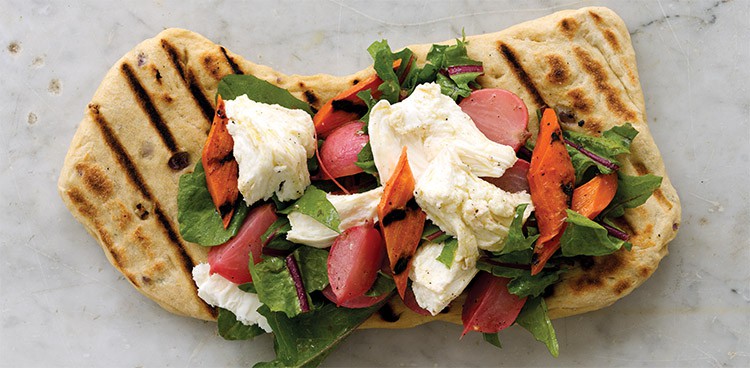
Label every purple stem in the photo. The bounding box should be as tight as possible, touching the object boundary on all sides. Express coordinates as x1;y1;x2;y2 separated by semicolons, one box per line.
425;229;445;242
446;65;484;75
600;222;630;241
285;254;310;313
563;138;620;171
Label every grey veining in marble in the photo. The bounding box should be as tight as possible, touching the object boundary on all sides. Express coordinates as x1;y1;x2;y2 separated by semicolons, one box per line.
2;0;749;367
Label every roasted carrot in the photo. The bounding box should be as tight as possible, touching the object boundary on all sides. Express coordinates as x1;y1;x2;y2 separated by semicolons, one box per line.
313;59;404;137
377;147;426;298
527;108;575;275
201;96;239;229
571;172;618;219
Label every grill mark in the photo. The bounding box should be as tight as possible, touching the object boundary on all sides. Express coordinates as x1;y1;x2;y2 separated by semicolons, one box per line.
572;46;637;121
121;63;179;153
161;39;215;124
89;106;216;317
498;42;547;108
220;46;244;74
331;99;368;116
381;209;407;227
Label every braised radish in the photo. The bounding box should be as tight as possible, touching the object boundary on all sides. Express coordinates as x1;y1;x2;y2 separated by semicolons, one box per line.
318;121;369;179
208;203;277;284
482;158;530;193
327;224;386;305
321;285;390;309
459;89;530;151
461;273;527;336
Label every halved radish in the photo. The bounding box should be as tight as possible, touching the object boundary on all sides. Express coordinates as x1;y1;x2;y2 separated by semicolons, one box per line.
459;89;529;151
318;121;369;179
482;158;530;193
461;272;527;336
207;203;277;284
321;285;390;309
327;224;386;305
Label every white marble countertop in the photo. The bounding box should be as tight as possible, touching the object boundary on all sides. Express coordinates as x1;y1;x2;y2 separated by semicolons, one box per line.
2;0;749;367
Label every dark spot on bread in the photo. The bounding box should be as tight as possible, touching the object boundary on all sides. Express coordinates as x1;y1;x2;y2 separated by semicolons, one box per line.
141;276;152;285
153;67;162;84
639;267;652;278
652;188;673;211
546;55;570;85
377;302;400;322
163;94;173;103
633;162;649;175
202;54;222;79
88;103;100;114
351;79;360;85
304;90;318;105
298;81;306;88
135;203;150;220
613;279;632;295
559;18;579;39
573;46;636;121
566;88;593;114
578;256;595;271
168;151;190;171
570;252;625;294
75;162;113;200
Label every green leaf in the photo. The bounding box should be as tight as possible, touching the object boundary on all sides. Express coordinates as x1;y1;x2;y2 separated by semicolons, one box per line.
217;74;313;115
603;173;663;218
436;238;459;267
355;90;378;128
217;308;266;341
560;210;627;257
367;40;401;104
355;141;379;177
475;262;527;279
255;300;386;368
279;185;341;232
564;123;639;183
249;255;302;318
261;217;297;251
502;204;539;255
177;162;249;246
421;221;451;244
482;333;502;348
507;270;562;298
294;247;329;293
516;297;559;357
365;272;396;297
238;282;256;293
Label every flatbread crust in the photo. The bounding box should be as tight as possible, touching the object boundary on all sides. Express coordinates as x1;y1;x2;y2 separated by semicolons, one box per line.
58;7;680;327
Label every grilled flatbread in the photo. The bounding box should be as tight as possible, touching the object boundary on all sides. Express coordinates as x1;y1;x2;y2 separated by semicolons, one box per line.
58;6;680;327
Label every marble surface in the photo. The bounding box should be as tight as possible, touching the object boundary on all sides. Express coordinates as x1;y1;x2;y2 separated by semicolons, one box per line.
2;0;749;366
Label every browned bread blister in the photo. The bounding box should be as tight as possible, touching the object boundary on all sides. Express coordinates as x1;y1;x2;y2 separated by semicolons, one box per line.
58;7;680;326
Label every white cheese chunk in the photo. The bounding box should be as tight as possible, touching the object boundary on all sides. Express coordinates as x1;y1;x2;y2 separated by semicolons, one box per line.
226;95;316;206
286;187;383;248
410;242;478;316
192;263;271;332
415;146;533;267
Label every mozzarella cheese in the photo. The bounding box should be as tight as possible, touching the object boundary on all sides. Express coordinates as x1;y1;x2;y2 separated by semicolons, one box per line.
192;263;271;332
226;95;316;206
409;242;479;316
286;186;383;248
368;82;533;311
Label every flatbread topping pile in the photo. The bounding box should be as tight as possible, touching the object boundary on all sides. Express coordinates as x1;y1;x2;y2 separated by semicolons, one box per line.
58;7;680;366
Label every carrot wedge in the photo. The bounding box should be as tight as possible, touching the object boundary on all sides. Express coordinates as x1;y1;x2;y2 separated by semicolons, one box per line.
571;172;618;219
313;60;404;137
201;96;239;229
527;108;575;275
377;147;426;298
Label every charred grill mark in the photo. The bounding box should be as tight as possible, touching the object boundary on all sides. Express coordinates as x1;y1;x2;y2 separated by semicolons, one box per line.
573;46;636;121
545;55;570;85
218;201;234;218
561;181;574;207
331;99;368;116
161;39;215;125
393;256;411;275
559;18;579;39
498;42;547;108
89;106;216;317
121;63;179;153
220;46;244;75
603;30;622;52
381;209;407;227
405;197;420;211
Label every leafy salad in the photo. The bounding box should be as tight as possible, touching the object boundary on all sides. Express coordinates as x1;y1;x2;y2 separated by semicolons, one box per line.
176;35;662;367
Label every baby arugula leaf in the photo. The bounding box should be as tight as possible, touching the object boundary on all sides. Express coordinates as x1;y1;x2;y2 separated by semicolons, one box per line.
217;308;266;341
279;185;341;232
255;299;387;368
177;162;249;246
516;297;559;357
560;210;628;257
602;173;663;219
501;204;539;255
217;74;313;115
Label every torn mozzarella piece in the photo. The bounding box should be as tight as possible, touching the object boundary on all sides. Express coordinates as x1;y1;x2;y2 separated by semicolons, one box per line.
226;95;316;206
192;263;271;332
409;242;479;316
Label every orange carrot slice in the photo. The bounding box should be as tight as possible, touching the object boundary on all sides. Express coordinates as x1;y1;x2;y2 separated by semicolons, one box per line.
527;108;575;275
201;96;239;229
377;147;426;298
571;172;618;219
